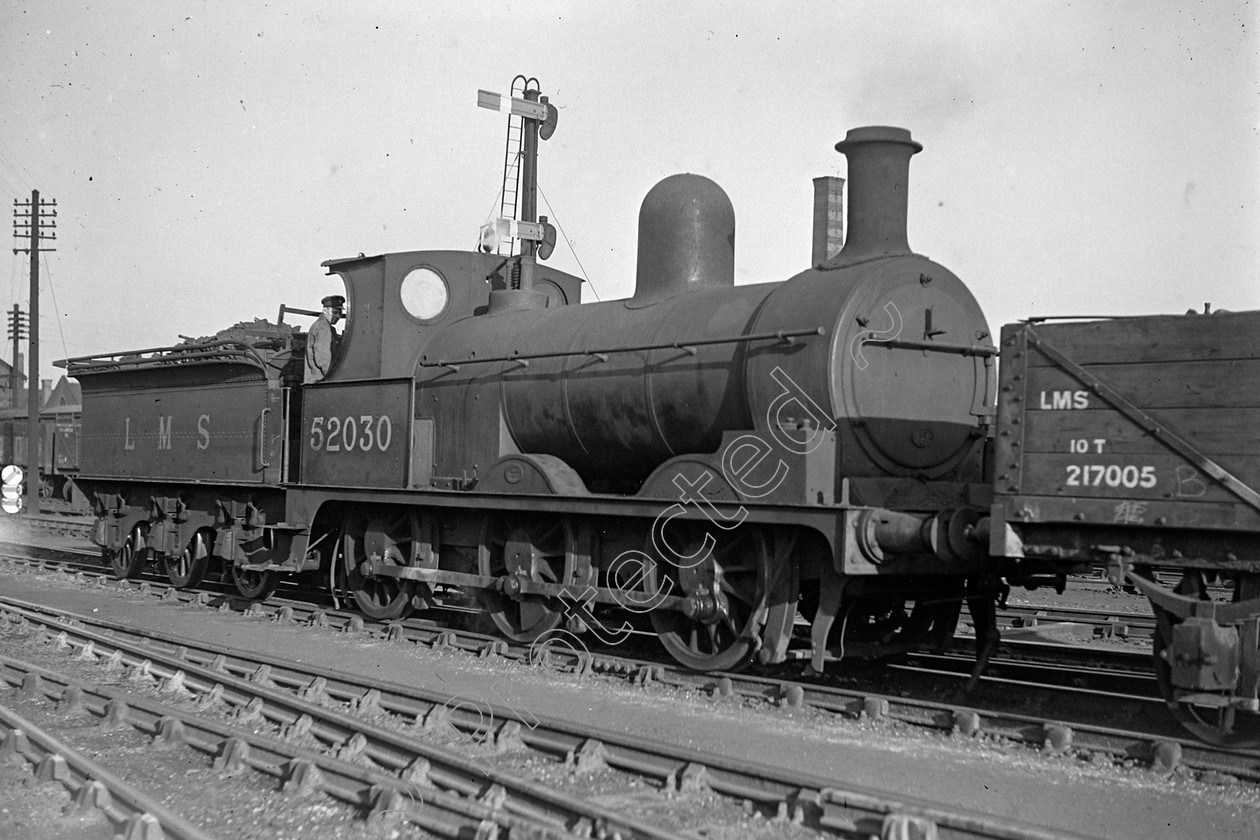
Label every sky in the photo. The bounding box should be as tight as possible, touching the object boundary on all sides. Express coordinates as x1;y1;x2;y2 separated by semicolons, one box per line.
0;1;1256;383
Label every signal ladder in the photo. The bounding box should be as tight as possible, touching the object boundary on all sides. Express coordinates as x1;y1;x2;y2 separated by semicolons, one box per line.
495;75;539;256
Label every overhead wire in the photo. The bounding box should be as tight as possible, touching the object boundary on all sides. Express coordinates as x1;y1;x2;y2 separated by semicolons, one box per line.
0;134;38;175
8;251;22;314
537;181;600;302
40;251;71;369
0;137;39;202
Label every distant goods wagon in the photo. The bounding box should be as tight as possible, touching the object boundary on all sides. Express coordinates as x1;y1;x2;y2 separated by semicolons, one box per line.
0;375;84;506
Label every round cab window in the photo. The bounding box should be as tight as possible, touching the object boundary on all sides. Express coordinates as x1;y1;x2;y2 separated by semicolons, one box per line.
400;268;449;321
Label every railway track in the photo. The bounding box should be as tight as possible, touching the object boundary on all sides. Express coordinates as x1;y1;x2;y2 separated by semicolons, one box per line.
3;511;94;541
0;699;219;840
0;596;1094;840
0;623;611;839
2;541;1258;792
996;603;1154;640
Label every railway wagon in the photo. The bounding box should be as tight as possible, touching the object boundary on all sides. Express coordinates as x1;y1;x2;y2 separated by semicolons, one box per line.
990;310;1260;745
63;110;1002;677
0;376;85;505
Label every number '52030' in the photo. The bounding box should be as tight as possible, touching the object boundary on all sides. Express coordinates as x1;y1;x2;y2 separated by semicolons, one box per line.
309;415;393;453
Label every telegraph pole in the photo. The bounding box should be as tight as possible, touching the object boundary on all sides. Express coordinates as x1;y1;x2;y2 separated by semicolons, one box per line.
12;190;56;515
6;305;27;470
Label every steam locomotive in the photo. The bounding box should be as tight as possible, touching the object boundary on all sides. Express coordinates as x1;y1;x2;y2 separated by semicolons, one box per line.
58;80;1259;746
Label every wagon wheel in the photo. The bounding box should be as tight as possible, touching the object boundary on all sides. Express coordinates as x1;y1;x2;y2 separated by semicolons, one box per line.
164;528;212;589
477;513;576;643
839;596;962;657
644;522;767;672
900;598;963;653
231;565;279;600
1151;570;1260;748
342;509;417;621
106;522;148;580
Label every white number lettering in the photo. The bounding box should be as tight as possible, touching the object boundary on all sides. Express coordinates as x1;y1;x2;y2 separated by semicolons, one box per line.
309;416;325;451
1064;463;1158;490
342;416;357;451
309;414;395;453
326;417;341;451
376;415;392;451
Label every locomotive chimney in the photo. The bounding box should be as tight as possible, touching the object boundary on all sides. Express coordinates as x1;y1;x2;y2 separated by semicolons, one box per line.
827;126;922;268
632;174;734;305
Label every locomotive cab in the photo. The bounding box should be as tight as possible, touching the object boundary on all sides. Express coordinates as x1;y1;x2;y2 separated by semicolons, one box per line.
296;250;583;490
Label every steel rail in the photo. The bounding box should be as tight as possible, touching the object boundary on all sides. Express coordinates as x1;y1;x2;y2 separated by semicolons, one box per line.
0;654;567;840
0;699;223;840
907;649;1158;697
0;597;1099;840
0;604;694;840
997;603;1155;639
0;542;1159;643
3;548;1257;784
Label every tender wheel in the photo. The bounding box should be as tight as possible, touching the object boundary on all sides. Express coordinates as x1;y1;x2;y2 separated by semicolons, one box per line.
1151;570;1260;748
107;523;148;580
342;510;417;621
478;513;576;643
164;529;212;589
643;522;767;672
231;565;279;600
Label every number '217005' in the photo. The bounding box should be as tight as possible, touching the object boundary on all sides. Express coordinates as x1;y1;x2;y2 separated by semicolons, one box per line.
309;415;393;453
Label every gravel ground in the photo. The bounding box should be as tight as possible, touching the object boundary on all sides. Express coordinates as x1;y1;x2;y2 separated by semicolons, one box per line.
1;554;1258;839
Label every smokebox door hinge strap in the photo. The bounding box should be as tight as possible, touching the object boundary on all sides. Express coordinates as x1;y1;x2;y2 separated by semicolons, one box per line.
1025;327;1260;514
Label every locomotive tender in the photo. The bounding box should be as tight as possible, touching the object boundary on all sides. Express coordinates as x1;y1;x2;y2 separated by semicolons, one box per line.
59;81;1260;744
